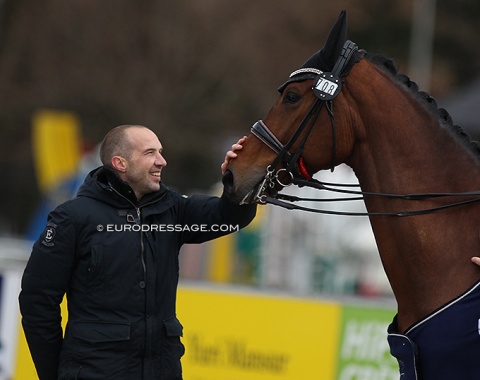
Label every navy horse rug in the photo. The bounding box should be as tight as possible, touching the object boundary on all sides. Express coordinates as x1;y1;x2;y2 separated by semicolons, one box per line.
387;280;480;379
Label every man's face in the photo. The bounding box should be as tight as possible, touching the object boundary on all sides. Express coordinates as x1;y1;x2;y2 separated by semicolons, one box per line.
121;128;167;199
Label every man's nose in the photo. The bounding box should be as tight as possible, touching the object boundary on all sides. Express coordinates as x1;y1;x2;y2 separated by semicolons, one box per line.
156;153;167;167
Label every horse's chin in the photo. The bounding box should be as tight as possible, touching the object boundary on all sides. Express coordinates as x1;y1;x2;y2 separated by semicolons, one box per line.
222;169;275;205
238;183;261;205
238;179;279;205
238;190;255;205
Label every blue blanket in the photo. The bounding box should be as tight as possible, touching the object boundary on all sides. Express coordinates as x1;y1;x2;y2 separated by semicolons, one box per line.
387;280;480;379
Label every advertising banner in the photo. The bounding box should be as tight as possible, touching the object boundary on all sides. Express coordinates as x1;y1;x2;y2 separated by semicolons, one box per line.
178;287;397;380
336;304;399;379
179;287;342;380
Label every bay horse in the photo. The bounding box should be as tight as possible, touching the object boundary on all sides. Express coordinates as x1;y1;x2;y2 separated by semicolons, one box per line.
223;11;480;379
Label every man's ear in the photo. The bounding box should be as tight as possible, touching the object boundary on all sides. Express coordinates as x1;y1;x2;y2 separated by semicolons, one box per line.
111;156;127;173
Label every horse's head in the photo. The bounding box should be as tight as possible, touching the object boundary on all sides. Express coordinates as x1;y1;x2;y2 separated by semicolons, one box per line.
223;11;361;204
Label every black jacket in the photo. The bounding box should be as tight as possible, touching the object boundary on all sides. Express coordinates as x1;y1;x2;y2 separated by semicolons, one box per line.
19;166;256;380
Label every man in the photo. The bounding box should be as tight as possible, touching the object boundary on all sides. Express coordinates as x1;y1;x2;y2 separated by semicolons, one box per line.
19;125;256;380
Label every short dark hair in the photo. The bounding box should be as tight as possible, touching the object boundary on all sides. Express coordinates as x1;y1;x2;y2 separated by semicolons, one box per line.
99;125;145;166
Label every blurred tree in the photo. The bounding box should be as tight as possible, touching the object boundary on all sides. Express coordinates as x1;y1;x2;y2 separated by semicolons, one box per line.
0;0;478;234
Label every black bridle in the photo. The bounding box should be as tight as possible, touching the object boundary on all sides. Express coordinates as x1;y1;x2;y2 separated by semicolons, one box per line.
245;40;480;216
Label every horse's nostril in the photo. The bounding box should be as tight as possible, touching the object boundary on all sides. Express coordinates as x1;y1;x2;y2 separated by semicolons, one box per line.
222;170;234;191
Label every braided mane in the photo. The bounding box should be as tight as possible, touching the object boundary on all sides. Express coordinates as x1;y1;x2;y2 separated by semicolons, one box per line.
366;53;480;157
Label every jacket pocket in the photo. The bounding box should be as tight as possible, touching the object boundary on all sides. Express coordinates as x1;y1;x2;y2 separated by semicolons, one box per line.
63;321;131;378
160;316;185;378
87;245;104;284
164;315;183;337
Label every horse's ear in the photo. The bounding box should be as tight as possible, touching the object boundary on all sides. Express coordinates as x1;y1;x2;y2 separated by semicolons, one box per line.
301;10;348;71
277;10;349;92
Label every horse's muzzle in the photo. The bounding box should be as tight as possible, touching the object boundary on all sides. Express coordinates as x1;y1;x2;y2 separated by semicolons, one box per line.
221;169;264;205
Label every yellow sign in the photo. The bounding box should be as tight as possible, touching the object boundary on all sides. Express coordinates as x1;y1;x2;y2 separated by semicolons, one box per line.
178;287;342;380
32;109;81;192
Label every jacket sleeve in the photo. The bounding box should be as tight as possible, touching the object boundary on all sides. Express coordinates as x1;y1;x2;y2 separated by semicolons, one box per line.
18;205;76;380
179;191;257;244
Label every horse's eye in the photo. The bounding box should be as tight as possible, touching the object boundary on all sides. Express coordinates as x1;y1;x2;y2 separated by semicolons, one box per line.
283;91;301;104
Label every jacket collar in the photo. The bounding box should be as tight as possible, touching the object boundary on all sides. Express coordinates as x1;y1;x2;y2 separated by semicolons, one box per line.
89;166;167;207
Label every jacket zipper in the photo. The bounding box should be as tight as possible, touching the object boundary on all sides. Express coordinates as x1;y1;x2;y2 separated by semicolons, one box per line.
108;187;149;279
107;185;164;359
75;365;82;380
108;185;165;285
137;207;146;276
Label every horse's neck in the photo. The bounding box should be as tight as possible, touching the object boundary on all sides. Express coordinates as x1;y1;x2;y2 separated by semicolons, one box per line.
348;68;480;330
349;62;480;204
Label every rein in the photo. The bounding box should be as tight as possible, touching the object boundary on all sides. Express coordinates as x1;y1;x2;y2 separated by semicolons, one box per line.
247;40;480;216
268;177;480;217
